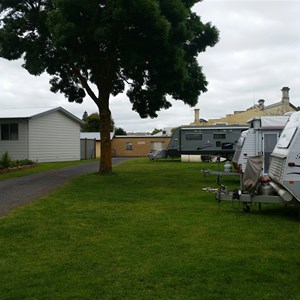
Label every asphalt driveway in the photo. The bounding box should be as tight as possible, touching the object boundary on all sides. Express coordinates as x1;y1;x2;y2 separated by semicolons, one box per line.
0;158;130;217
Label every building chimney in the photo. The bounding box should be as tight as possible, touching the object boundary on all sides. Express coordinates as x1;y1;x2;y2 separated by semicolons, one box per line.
194;108;200;125
258;99;265;110
281;87;290;104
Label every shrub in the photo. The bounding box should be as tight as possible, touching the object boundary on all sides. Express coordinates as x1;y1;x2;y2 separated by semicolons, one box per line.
0;152;11;169
19;159;34;166
0;153;34;169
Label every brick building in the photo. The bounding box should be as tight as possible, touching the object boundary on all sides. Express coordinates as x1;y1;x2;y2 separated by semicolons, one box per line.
81;133;171;158
112;135;171;157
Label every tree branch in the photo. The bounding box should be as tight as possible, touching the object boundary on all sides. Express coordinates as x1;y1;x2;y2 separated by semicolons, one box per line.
117;71;131;85
71;66;99;104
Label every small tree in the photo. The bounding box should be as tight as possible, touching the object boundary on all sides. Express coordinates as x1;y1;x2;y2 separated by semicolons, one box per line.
151;128;162;135
0;0;219;174
114;127;127;136
81;112;114;132
81;112;100;132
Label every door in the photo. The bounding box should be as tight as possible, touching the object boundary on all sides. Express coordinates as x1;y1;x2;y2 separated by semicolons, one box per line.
263;133;278;174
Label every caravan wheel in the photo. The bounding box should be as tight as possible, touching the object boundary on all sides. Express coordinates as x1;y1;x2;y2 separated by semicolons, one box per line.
226;154;233;161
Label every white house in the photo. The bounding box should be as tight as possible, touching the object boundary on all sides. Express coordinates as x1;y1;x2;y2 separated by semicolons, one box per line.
0;107;84;162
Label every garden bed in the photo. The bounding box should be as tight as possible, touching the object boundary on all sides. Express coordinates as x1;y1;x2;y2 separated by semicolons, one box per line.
0;163;38;174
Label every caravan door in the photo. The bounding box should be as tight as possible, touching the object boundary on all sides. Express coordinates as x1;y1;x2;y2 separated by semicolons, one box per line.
263;133;278;174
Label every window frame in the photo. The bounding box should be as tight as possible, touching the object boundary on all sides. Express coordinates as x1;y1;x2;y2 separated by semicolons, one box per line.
185;133;202;140
1;123;19;141
277;127;297;149
125;142;133;150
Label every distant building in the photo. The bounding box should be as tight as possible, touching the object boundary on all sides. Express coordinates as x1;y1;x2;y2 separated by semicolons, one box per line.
205;87;299;125
126;131;151;136
151;127;174;136
80;132;171;158
112;135;171;157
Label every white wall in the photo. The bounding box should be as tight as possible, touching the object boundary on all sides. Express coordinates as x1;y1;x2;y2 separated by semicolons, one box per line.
28;110;81;162
0;120;28;160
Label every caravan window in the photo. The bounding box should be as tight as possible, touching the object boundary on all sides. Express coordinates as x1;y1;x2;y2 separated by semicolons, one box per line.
277;127;297;148
213;133;226;139
237;134;246;147
186;134;202;140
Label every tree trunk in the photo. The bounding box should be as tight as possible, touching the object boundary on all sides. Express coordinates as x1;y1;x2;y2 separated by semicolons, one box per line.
91;62;114;174
99;106;112;174
97;79;113;174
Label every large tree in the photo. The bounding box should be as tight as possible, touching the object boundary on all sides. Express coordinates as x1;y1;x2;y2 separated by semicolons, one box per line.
0;0;219;174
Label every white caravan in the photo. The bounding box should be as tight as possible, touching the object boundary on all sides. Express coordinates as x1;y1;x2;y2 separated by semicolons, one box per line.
232;116;289;175
216;111;300;212
268;111;300;204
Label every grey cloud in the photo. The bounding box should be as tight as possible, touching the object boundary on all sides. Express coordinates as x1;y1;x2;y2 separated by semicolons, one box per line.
1;1;300;131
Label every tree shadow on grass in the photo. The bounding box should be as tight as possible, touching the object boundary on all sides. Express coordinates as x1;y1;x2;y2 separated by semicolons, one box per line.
148;158;181;163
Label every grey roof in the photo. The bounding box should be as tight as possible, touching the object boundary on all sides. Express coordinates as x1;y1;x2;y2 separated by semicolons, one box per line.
264;101;299;112
247;116;289;127
0;107;84;124
80;132;114;140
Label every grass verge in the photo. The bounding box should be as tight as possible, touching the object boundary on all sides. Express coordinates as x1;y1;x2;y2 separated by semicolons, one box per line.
1;158;300;299
0;159;98;181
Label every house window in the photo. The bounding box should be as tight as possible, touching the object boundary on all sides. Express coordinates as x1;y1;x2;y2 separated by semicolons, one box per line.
1;123;19;140
125;142;133;150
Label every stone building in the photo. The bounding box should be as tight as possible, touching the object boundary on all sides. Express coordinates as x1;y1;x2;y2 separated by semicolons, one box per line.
204;87;299;125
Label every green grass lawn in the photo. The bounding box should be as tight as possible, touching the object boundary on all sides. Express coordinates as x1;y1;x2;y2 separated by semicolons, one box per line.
1;158;300;299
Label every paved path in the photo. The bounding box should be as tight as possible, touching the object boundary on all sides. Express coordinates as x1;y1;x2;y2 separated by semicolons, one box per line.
0;158;130;217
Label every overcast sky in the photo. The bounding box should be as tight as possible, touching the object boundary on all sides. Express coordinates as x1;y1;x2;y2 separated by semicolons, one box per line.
1;0;300;132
